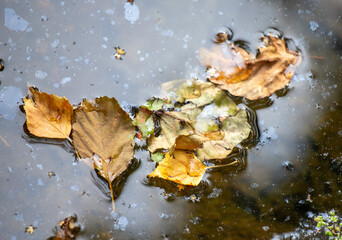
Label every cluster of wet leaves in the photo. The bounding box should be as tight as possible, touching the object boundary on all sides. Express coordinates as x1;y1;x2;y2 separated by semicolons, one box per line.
22;34;301;214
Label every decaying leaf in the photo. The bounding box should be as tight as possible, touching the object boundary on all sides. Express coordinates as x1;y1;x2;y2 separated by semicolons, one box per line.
148;150;207;186
47;215;80;240
23;87;73;139
72;97;135;211
196;110;251;161
199;35;301;100
136;79;251;166
147;103;201;153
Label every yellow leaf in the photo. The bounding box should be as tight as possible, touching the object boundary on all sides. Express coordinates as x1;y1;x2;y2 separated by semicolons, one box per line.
148;150;207;186
23;87;73;139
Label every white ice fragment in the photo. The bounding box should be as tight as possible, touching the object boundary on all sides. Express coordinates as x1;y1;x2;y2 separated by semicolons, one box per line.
114;216;129;231
51;39;60;48
124;2;139;24
310;21;319;32
37;178;44;186
35;70;48;79
105;9;114;15
70;185;80;191
4;8;29;32
0;86;23;120
161;29;174;37
60;77;71;85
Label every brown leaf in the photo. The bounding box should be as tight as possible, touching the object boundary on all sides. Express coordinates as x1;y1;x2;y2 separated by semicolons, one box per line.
199;35;301;100
72;97;135;211
148;150;207;186
23;87;73;139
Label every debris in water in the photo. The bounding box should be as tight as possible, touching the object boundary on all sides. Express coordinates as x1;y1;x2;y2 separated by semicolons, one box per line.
113;46;126;60
47;215;80;239
114;216;129;231
0;59;4;71
48;171;56;178
282;161;294;170
25;225;36;234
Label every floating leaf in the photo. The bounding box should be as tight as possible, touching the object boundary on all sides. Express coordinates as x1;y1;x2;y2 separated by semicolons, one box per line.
199;35;301;100
148;150;239;186
147;103;201;153
72;97;135;211
148;150;207;186
161;79;222;107
23;87;73;139
196;109;251;161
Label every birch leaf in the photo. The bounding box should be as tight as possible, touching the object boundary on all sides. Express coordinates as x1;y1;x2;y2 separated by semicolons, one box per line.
23;87;73;139
72;97;135;211
148;150;207;186
199;35;301;100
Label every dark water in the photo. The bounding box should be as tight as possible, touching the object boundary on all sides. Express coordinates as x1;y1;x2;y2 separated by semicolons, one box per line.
1;0;341;239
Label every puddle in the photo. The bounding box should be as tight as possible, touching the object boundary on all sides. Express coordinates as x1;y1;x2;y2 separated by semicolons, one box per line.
0;0;341;239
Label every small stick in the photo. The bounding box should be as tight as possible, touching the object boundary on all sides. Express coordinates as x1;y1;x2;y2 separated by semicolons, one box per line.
206;159;239;169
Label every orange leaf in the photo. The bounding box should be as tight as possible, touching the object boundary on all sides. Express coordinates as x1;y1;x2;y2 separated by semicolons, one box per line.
23;87;73;139
199;35;301;100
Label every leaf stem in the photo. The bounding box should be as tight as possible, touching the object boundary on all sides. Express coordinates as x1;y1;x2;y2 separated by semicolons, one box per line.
206;160;239;169
108;180;115;212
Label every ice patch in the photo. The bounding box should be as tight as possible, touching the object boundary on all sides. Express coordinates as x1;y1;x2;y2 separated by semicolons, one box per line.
207;188;222;199
114;216;128;231
35;70;48;79
0;86;23;120
37;178;44;186
161;29;174;37
4;8;29;32
124;2;139;24
310;21;319;32
260;127;278;144
70;185;80;191
61;77;71;85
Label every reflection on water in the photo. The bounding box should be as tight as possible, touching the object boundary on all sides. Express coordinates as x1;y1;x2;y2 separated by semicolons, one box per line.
0;0;341;239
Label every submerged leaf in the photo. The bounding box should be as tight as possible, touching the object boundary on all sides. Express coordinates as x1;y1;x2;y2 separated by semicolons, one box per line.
148;150;207;186
199;44;253;84
72;97;135;211
199;35;301;100
23;87;73;139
